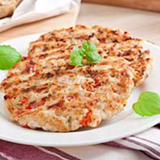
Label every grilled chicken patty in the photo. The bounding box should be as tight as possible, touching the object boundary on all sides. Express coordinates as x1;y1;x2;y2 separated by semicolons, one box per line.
0;55;134;132
28;25;152;86
0;25;152;132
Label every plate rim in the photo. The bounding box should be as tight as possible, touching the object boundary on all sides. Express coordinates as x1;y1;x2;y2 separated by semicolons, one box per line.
0;34;160;147
0;114;160;147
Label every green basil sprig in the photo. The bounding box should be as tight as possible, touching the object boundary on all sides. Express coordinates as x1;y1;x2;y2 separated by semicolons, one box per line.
132;91;160;116
0;45;22;70
70;41;101;66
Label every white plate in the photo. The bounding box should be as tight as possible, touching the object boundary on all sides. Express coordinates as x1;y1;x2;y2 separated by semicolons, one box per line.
0;34;160;147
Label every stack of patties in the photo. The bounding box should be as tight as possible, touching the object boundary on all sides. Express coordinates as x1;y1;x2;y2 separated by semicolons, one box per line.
0;25;152;132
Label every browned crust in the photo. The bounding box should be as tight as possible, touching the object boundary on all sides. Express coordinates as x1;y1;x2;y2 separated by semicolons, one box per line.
28;25;152;86
0;25;153;132
1;56;134;132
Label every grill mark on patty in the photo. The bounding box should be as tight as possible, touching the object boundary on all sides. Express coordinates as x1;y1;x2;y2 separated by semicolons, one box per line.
0;25;152;132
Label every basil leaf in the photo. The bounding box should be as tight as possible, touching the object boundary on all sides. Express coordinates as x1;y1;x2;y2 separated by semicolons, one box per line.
82;40;97;53
79;48;85;56
132;91;160;116
69;46;83;66
82;41;101;63
85;51;101;63
0;45;22;70
69;41;101;66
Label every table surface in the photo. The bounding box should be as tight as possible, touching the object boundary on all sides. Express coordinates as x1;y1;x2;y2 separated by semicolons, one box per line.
0;7;79;43
78;3;160;46
0;2;160;160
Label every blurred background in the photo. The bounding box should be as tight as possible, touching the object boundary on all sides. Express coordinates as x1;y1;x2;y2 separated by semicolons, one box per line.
80;0;160;45
0;0;160;45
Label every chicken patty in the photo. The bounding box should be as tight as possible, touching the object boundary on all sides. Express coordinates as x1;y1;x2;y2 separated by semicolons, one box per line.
0;55;134;132
28;25;152;86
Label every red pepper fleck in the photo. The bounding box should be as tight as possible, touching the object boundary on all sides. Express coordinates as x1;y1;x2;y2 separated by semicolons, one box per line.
69;46;73;50
4;95;10;100
94;76;102;88
37;88;46;93
14;63;19;68
79;118;88;126
67;96;73;101
35;70;40;74
68;65;75;70
99;38;106;43
94;82;102;88
94;76;100;84
39;100;45;106
86;85;94;92
39;55;45;59
80;111;92;126
96;120;100;125
21;125;30;129
27;55;31;59
86;111;92;123
25;105;34;109
22;57;27;61
48;103;61;109
90;99;98;105
21;97;28;104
